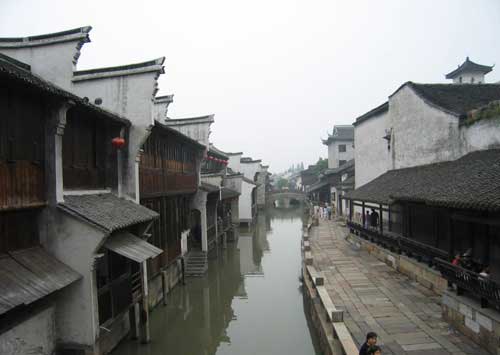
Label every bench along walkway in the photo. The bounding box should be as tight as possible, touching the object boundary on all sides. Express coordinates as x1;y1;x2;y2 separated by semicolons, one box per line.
310;219;489;355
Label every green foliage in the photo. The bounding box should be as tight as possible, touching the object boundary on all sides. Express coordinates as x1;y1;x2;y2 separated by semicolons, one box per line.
463;101;500;126
277;178;289;190
310;157;328;175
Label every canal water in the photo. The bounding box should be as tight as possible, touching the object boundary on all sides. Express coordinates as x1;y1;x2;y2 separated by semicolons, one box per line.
113;208;321;355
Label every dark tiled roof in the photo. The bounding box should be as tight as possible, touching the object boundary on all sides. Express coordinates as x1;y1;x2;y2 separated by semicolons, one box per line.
445;57;494;79
200;182;220;193
0;26;91;44
353;102;389;126
346;150;500;211
0;247;80;315
323;125;354;145
74;57;165;76
323;159;354;176
0;53;131;126
241;157;262;163
155;94;174;103
208;144;229;160
60;194;159;233
221;187;240;200
307;180;330;193
408;82;500;117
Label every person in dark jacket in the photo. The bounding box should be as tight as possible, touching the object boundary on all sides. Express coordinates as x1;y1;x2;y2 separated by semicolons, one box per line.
370;209;379;228
367;345;382;355
359;332;378;355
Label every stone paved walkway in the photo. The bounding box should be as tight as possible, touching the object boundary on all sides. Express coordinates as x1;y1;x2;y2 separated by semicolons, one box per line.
310;219;490;355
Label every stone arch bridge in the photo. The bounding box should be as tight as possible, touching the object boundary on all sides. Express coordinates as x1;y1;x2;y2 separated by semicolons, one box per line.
266;191;306;208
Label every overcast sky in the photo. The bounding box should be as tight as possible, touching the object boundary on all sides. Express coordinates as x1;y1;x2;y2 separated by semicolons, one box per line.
1;0;499;172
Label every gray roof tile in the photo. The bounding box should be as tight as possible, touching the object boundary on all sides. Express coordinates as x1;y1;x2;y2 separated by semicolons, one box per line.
60;194;158;232
346;149;500;211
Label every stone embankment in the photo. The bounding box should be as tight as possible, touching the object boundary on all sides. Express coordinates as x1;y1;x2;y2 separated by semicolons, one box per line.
302;217;490;355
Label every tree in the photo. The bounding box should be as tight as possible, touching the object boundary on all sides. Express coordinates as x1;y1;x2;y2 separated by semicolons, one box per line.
277;178;289;190
311;157;328;175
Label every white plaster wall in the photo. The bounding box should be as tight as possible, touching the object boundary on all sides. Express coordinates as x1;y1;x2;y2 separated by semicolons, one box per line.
153;101;169;122
328;140;354;169
168;122;211;149
191;190;208;252
240;162;260;182
389;86;461;169
202;175;223;187
354;111;390;188
0;306;56;355
45;211;105;347
256;166;268;206
452;72;486;84
223;175;242;193
227;154;242;173
460;117;500;154
0;41;83;91
239;180;255;222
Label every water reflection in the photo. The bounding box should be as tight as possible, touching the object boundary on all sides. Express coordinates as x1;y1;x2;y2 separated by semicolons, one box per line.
113;207;319;355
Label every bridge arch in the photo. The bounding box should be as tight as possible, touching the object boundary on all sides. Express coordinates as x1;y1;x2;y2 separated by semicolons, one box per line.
266;191;306;208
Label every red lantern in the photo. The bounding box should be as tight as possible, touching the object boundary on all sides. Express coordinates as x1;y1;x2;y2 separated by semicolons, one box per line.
112;137;126;149
208;156;214;161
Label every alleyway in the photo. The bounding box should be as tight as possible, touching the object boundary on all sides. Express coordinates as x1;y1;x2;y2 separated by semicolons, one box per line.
310;219;490;355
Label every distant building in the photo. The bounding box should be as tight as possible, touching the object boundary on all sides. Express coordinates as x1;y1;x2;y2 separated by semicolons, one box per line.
445;57;494;84
322;125;354;169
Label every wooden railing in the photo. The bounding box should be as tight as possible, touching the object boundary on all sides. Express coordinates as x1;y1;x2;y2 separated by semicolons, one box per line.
399;236;448;262
435;258;500;308
347;221;448;262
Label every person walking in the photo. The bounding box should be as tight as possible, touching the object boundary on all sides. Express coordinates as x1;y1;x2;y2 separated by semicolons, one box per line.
370;208;379;228
364;211;370;229
327;204;332;220
359;332;378;355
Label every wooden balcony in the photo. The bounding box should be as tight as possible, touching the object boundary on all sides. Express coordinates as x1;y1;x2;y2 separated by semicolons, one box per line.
0;161;45;211
139;168;197;197
435;258;500;308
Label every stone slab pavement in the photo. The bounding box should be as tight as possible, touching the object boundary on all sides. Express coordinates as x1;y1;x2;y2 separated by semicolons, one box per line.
309;219;490;355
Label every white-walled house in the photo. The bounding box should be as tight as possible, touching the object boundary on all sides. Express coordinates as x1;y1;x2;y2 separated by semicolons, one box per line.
346;62;500;353
354;82;500;191
445;57;493;84
353;102;390;188
322;125;354;169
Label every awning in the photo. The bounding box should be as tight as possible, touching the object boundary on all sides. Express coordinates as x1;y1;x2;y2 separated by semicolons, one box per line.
221;187;240;200
104;232;163;263
0;247;81;315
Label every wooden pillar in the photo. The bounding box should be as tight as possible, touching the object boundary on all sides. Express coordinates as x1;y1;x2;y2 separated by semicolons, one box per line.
349;199;353;222
379;204;383;235
161;270;168;306
129;304;138;340
139;262;150;343
362;201;366;227
448;213;454;260
388;206;392;232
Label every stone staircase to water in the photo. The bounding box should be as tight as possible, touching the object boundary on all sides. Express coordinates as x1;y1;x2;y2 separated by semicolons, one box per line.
184;250;208;277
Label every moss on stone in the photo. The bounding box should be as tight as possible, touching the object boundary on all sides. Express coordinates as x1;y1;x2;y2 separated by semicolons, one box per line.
463;100;500;126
